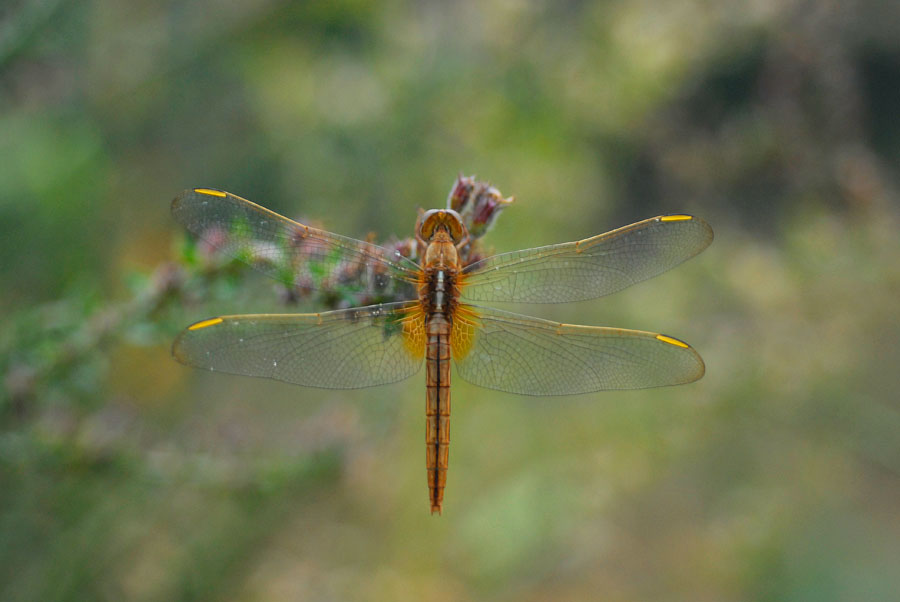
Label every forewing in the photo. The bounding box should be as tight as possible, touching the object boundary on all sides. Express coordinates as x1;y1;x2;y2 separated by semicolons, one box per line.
453;305;704;395
461;215;712;303
173;302;425;389
172;188;419;299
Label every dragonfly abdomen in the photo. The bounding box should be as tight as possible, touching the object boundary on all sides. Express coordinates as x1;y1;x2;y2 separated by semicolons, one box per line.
425;312;451;514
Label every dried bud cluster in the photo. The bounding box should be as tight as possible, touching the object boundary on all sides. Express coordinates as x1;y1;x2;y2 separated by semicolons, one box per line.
446;174;514;240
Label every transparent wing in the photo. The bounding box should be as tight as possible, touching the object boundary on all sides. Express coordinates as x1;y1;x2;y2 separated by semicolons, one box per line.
172;188;419;299
461;215;713;303
173;302;425;389
453;305;705;395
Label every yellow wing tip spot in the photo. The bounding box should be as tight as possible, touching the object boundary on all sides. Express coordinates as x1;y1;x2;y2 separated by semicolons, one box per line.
656;334;689;348
188;317;224;331
660;214;692;222
194;188;227;197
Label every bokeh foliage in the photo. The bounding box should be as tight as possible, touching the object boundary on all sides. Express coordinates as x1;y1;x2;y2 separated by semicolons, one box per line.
2;1;899;600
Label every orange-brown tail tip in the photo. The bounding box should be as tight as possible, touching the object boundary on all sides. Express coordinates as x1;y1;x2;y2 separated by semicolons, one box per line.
431;504;442;515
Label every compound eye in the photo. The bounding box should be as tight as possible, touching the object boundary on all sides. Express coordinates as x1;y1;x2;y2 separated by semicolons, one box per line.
419;208;467;242
446;220;464;242
419;210;440;240
441;209;466;242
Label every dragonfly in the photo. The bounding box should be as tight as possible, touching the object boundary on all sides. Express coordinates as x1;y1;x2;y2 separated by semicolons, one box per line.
171;186;713;514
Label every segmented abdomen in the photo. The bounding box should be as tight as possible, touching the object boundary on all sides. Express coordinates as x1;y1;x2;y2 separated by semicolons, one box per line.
425;312;451;514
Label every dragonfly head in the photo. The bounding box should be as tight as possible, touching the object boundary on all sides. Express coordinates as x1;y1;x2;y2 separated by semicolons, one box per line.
419;209;467;243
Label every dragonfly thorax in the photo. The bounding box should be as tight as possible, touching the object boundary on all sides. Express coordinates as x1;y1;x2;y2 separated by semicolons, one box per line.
423;234;459;269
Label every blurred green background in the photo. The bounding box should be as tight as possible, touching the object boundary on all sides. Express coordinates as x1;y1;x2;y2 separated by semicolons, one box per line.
2;1;899;600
